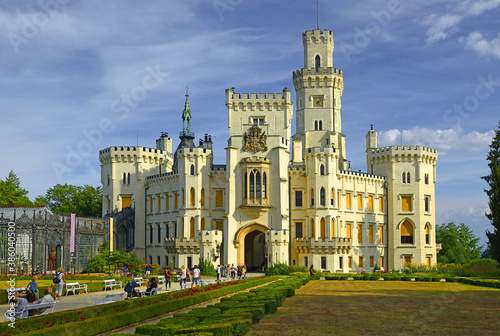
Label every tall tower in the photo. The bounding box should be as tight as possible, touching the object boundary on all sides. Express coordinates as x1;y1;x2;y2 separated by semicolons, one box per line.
173;90;196;172
292;29;346;168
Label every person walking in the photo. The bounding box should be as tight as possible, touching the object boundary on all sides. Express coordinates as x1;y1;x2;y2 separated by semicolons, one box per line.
53;267;66;301
165;267;172;290
180;265;187;289
192;265;200;288
216;264;221;281
310;264;314;276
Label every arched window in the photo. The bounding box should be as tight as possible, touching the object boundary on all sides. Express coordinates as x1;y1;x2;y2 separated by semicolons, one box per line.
402;172;406;184
320;187;326;206
256;172;261;198
123;173;126;184
315;120;318;130
107;176;110;186
189;187;195;206
201;218;205;230
201;188;205;206
190;217;195;238
425;224;430;245
190;164;195;176
310;188;314;207
401;220;414;244
319;120;322;130
320;218;326;241
249;171;255;198
127;173;130;185
315;55;321;72
331;218;335;238
320;164;325;175
407;172;410;183
311;218;315;237
262;173;267;198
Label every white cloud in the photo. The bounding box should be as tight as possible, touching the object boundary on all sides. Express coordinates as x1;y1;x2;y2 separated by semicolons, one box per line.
462;31;500;59
421;0;500;45
378;127;494;153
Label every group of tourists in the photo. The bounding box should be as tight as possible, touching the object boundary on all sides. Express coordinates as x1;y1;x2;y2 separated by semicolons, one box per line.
215;264;247;281
179;265;203;289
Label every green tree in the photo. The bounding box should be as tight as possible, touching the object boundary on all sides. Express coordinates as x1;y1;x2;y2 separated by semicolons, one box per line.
482;123;500;263
86;242;143;273
436;222;482;264
0;170;32;206
36;184;102;217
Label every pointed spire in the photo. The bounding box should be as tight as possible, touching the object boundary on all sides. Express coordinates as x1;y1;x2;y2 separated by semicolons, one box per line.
182;87;192;136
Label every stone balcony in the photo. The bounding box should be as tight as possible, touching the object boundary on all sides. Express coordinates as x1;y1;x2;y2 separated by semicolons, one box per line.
294;237;352;255
164;237;200;255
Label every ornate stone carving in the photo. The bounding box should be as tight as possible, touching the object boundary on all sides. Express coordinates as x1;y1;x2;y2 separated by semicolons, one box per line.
243;126;267;153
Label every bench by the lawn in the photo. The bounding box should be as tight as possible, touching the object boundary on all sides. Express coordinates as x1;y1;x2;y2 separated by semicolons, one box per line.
65;282;88;296
91;292;125;305
3;301;56;321
141;286;164;296
157;275;166;284
103;279;122;291
134;277;147;286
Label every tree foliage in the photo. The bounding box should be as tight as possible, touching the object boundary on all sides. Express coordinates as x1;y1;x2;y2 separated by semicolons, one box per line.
197;258;216;277
35;183;102;217
482;123;500;263
436;222;482;264
86;242;144;273
0;170;32;206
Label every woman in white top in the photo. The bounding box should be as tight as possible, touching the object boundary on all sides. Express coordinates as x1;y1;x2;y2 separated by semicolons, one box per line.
180;265;187;289
54;267;66;300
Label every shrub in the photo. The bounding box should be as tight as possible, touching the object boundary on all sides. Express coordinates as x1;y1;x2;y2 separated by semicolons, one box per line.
198;258;217;277
265;263;291;276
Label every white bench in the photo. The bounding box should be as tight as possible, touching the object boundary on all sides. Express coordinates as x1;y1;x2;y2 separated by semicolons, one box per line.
141;286;163;296
91;292;125;305
4;301;56;321
134;277;147;286
157;276;166;284
103;279;122;291
65;282;88;296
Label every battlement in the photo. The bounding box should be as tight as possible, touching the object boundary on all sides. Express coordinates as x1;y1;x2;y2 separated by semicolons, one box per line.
211;164;226;171
225;87;292;108
368;145;438;159
99;146;174;159
305;145;337;156
146;171;178;181
293;67;343;78
302;29;333;42
339;169;386;181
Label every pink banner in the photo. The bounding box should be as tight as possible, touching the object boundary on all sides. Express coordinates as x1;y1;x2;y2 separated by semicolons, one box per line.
70;214;76;253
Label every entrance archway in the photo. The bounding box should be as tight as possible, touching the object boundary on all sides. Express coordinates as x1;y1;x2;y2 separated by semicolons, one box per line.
234;223;268;271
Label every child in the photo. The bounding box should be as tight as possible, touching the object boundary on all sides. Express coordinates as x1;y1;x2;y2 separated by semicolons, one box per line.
27;276;38;297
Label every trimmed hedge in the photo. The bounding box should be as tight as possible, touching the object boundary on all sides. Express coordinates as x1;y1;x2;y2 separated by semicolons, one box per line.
0;276;277;335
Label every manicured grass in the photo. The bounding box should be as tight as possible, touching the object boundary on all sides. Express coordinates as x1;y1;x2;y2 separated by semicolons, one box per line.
247;281;500;336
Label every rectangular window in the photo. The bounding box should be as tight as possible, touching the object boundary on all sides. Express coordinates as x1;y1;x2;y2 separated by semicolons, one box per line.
166;225;170;238
357;194;363;210
295;222;303;238
346;193;351;209
369;225;374;244
379;226;384;244
166;193;170;210
215;220;223;231
149;256;152;265
157;195;161;211
380;256;384;268
149;226;153;244
259;118;264;125
295;190;303;207
321;256;327;269
379;196;384;212
157;225;161;243
311;190;314;207
357;225;363;244
174;193;178;209
216;190;223;207
425;174;429;184
346;223;352;239
122;196;131;209
404;256;412;267
401;196;412;212
370;256;374;267
424;196;430;212
149;197;153;213
305;256;308;267
426;257;431;267
157;256;161;266
330;189;334;206
187;256;192;269
368;196;373;211
339;256;343;269
348;256;352;269
359;256;364;268
337;191;340;208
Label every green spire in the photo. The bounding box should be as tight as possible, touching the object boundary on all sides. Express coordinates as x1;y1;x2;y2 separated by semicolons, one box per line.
182;87;192;136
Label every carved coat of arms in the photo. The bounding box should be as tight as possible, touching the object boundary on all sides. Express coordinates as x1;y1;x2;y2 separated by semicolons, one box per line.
243;126;267;153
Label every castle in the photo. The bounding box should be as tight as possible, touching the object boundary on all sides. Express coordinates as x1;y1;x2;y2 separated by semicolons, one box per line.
99;28;439;272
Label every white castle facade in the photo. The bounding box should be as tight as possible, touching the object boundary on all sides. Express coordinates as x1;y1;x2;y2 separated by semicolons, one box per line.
99;28;440;272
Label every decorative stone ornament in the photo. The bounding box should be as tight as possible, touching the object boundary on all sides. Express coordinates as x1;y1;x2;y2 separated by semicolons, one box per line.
243;126;268;153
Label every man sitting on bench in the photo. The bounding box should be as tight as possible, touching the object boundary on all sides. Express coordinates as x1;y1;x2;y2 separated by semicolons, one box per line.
11;291;36;318
34;288;55;315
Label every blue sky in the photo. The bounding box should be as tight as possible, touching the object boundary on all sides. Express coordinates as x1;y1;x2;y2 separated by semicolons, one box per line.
0;0;499;245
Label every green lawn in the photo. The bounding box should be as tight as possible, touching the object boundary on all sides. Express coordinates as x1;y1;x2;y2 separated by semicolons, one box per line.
247;281;500;336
